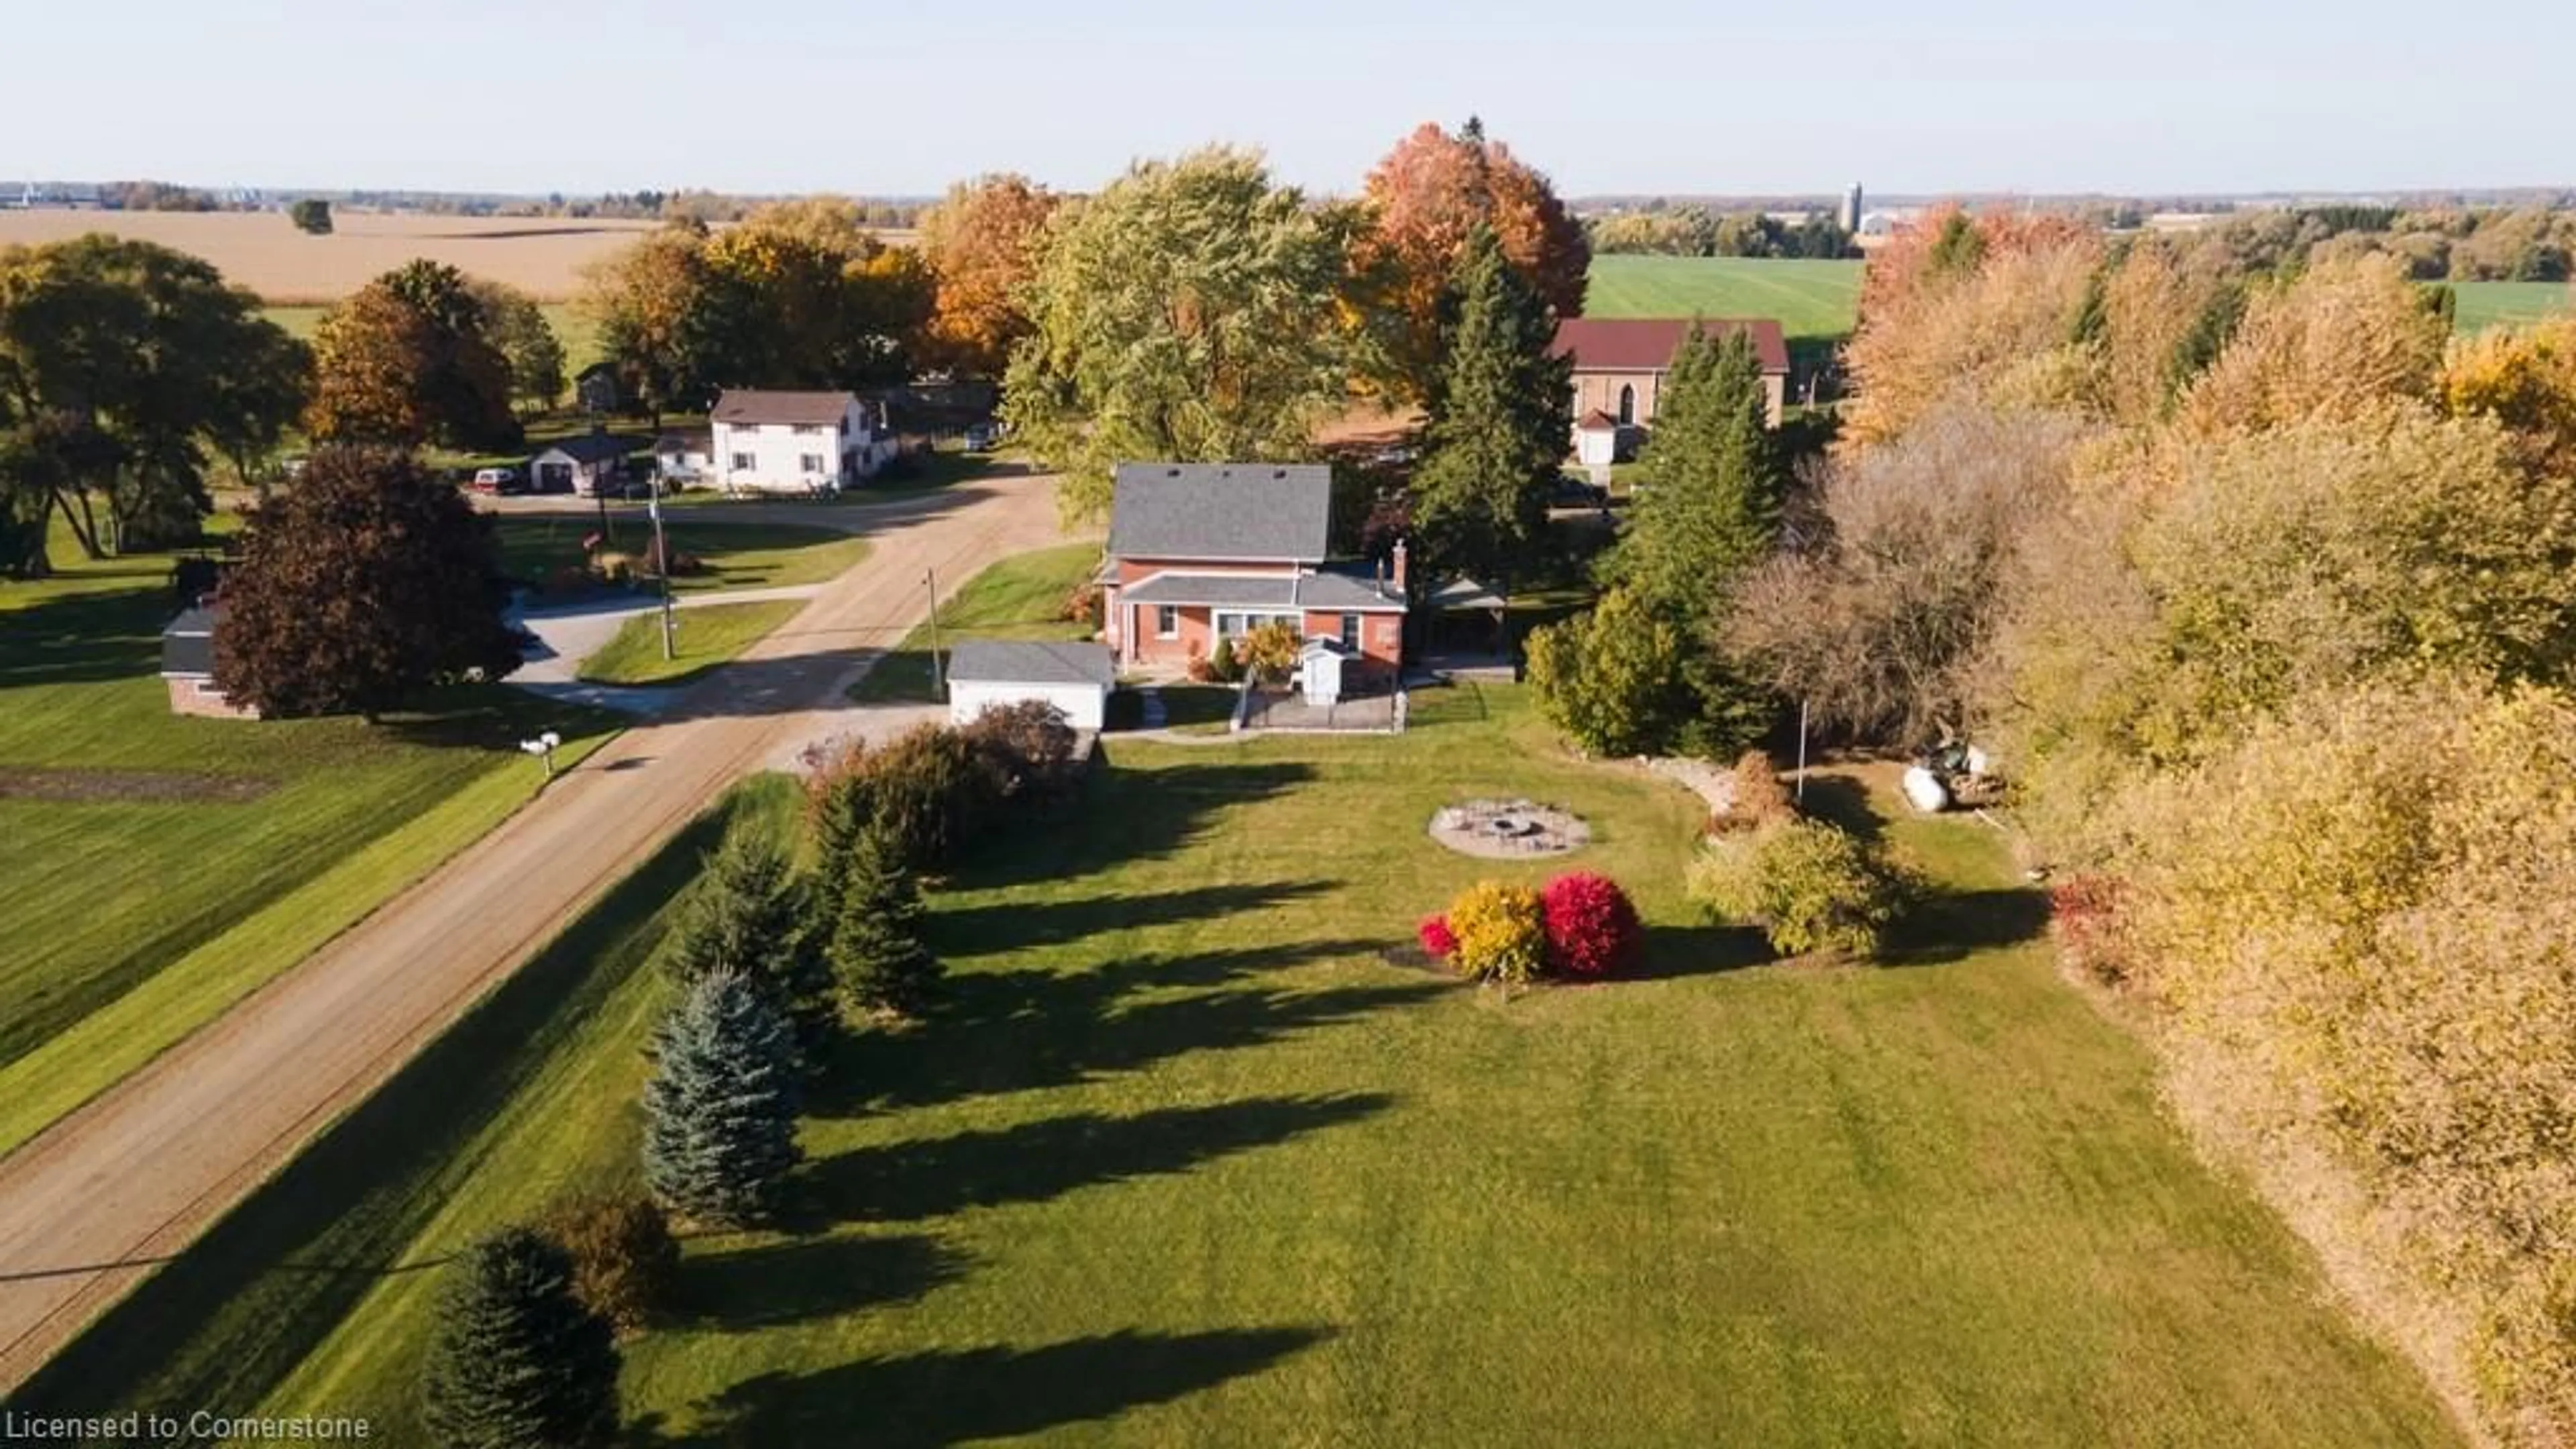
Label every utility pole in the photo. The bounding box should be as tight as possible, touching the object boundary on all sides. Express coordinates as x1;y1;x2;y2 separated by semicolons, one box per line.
924;566;944;698
1796;699;1810;803
650;476;676;661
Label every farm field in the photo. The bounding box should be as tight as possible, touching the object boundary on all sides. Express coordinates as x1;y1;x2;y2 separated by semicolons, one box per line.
26;685;2459;1446
2449;279;2572;333
0;522;616;1157
849;539;1099;703
578;600;805;688
1582;256;1864;339
0;209;918;304
0;210;663;301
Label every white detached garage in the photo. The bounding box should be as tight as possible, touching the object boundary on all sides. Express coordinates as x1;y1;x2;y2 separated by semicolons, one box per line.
944;639;1115;732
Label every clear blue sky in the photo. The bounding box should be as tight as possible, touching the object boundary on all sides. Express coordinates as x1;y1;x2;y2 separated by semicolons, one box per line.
7;0;2568;198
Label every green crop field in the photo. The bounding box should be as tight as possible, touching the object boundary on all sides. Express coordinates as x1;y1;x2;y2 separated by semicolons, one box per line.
30;680;2457;1446
2449;280;2572;334
0;521;616;1157
1582;256;1864;340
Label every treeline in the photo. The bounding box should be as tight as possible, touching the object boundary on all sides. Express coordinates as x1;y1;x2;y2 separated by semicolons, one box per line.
2193;204;2575;282
1680;205;2576;1444
1587;207;1859;259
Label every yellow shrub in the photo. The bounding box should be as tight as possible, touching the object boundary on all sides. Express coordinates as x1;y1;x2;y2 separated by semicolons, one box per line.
1444;881;1546;987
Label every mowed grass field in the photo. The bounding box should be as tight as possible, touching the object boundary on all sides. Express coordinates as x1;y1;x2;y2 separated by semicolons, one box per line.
1582;256;1864;339
849;540;1098;703
0;522;619;1157
490;517;869;596
578;600;805;688
30;683;2459;1446
2449;279;2573;333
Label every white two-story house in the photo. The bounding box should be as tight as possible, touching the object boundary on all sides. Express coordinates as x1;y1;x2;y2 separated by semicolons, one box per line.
708;389;895;496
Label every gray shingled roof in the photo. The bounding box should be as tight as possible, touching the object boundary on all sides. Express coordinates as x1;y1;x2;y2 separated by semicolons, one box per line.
1118;570;1406;610
1295;567;1405;610
1106;463;1332;563
945;639;1116;688
162;604;217;678
712;389;857;427
1120;574;1297;607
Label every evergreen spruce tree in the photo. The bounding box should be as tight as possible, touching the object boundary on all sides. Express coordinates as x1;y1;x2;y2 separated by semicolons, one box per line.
419;1226;621;1449
1604;325;1786;755
663;830;835;1058
826;817;943;1020
640;971;802;1226
1409;223;1573;588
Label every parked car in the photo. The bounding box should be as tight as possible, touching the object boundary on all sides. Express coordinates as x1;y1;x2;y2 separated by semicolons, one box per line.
1548;474;1609;508
469;466;524;495
964;421;1003;451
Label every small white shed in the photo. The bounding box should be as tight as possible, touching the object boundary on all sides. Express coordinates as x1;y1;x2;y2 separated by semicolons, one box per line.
1295;637;1349;706
1574;409;1619;470
944;639;1114;732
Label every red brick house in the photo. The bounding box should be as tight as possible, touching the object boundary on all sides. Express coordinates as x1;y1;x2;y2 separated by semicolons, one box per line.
1099;462;1407;683
1552;317;1791;436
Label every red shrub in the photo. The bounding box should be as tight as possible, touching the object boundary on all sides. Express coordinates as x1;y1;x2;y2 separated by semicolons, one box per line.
1540;872;1643;977
1417;915;1458;959
2047;874;2135;987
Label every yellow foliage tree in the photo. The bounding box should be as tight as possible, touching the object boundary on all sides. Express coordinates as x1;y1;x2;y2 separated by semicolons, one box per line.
918;174;1060;379
2177;255;2447;435
2442;315;2576;477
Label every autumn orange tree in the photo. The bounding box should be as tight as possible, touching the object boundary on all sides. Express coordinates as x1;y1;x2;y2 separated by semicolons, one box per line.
580;221;719;421
1357;118;1590;400
308;260;520;451
918;174;1060;378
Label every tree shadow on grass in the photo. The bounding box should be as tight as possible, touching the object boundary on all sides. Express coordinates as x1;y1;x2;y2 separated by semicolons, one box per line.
808;940;1436;1118
0;584;166;688
1788;774;1886;843
788;1093;1393;1230
678;1232;970;1330
1884;887;2052;967
637;1326;1334;1448
928;880;1338;957
955;761;1318;889
1627;920;1776;980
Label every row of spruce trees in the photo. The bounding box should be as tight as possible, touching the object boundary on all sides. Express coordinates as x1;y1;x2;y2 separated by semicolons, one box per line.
415;748;963;1447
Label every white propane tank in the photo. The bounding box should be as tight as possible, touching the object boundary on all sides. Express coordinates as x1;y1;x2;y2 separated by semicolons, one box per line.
1901;766;1952;814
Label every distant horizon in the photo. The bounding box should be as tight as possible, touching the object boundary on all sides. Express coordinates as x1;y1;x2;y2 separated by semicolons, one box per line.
5;179;2572;212
9;0;2572;205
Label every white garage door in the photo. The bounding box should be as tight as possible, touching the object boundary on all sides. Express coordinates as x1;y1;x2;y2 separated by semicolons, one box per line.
948;680;1107;732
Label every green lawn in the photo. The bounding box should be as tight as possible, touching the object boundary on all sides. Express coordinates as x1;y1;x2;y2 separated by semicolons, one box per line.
28;687;2459;1446
849;541;1099;704
492;518;869;596
577;600;804;688
1584;256;1863;341
2448;279;2572;333
0;522;617;1157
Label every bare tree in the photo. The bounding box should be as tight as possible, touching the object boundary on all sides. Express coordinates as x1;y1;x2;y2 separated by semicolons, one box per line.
1727;407;2086;748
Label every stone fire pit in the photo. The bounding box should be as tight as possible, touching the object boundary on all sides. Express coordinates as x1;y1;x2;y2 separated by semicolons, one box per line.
1428;798;1591;859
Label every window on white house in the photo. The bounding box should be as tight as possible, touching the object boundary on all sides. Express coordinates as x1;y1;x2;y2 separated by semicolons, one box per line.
729;452;755;471
1156;605;1179;638
794;423;825;435
800;453;826;474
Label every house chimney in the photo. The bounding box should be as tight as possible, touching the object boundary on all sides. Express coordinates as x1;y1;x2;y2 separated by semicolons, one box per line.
1391;538;1408;594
